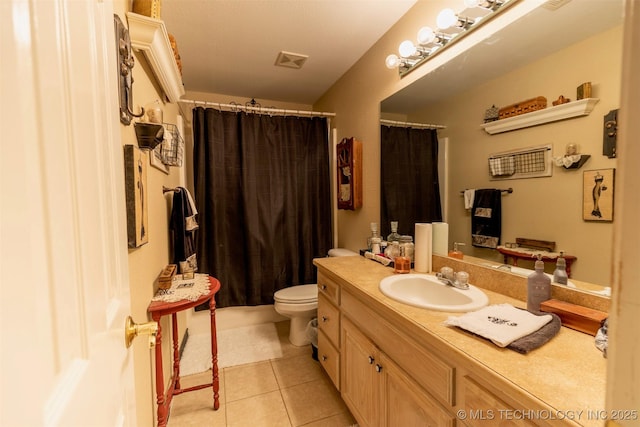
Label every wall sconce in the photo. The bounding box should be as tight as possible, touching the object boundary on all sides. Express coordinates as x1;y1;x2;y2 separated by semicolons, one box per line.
386;0;516;76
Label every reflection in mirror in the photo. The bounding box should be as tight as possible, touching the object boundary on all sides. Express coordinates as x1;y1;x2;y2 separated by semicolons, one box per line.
380;0;623;296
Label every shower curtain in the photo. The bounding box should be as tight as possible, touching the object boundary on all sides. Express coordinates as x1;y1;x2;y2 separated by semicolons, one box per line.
193;107;332;307
380;125;442;237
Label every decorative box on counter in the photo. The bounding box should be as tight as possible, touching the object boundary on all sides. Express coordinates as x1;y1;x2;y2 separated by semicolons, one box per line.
540;299;607;336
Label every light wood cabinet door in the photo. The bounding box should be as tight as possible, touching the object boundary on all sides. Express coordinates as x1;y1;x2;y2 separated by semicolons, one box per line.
380;353;455;427
342;318;381;427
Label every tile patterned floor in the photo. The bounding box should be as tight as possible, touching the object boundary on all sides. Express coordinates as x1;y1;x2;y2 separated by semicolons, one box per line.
167;321;356;426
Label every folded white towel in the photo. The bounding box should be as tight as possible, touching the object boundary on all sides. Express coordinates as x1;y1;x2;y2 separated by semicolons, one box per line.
445;304;552;347
464;189;475;210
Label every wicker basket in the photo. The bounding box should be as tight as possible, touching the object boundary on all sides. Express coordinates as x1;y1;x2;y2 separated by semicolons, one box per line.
499;96;547;119
132;0;161;19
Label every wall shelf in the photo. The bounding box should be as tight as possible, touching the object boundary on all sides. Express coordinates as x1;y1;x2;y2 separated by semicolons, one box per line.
126;12;184;103
480;98;600;135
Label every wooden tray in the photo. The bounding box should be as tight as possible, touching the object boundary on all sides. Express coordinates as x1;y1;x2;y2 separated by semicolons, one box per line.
499;96;547;119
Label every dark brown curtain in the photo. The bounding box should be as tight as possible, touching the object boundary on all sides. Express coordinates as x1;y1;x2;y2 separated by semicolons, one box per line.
193;108;332;307
380;125;442;237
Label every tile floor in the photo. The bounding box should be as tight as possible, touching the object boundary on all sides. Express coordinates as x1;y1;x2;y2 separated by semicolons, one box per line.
167;321;356;426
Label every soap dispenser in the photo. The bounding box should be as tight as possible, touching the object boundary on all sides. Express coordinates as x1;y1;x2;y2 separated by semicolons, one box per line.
387;221;401;243
448;242;465;259
527;254;551;312
553;251;568;285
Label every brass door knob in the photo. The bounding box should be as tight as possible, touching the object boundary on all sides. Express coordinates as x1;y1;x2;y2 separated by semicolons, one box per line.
125;316;158;348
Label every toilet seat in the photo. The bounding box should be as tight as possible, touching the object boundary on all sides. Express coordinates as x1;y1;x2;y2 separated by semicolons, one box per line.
274;284;318;304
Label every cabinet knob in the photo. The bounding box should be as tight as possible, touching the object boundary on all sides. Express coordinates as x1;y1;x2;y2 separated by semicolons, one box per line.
375;364;383;373
320;284;327;290
321;316;328;322
321;355;328;361
368;356;375;364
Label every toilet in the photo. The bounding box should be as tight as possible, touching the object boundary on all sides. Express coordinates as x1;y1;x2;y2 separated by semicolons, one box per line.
274;248;358;346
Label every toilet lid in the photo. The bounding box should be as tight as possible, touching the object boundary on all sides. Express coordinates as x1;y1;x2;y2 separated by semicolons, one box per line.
274;284;318;303
328;248;358;257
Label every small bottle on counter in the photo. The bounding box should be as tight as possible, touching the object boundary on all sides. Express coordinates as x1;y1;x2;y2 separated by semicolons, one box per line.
385;240;401;260
448;242;465;259
367;222;379;251
399;235;414;262
370;237;382;255
394;245;411;274
527;254;551;312
387;221;401;243
553;251;568;285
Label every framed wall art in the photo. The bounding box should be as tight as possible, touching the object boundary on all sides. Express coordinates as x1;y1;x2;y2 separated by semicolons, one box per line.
583;168;615;222
149;143;169;174
124;145;149;247
336;137;362;210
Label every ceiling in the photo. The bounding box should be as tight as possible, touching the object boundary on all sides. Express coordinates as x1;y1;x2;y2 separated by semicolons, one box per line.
161;0;418;105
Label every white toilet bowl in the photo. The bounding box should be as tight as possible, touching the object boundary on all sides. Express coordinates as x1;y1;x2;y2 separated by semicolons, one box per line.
274;248;358;346
274;284;318;346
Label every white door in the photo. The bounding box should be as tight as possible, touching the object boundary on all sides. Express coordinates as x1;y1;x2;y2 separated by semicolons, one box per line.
1;0;136;425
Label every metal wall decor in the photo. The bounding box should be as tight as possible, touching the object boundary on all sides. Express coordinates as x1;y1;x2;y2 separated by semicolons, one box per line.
114;14;144;125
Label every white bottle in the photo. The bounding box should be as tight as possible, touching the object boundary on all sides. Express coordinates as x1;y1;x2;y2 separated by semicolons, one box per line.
553;252;568;285
527;255;551;312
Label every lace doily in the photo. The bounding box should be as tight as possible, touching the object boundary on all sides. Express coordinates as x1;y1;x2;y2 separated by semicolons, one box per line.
152;273;210;303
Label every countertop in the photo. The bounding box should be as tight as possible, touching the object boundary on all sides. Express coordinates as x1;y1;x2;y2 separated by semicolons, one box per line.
313;255;607;427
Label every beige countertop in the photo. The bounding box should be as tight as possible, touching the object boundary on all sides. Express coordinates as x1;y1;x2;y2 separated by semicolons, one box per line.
314;255;607;427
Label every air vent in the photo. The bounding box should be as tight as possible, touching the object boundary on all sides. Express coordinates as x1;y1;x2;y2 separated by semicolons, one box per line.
275;51;308;69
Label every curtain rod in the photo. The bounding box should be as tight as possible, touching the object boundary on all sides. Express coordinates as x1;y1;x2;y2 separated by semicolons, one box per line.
179;99;336;117
380;119;446;130
459;188;513;194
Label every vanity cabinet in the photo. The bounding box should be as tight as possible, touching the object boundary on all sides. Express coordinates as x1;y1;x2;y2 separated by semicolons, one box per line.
314;259;587;427
317;273;341;389
342;317;454;427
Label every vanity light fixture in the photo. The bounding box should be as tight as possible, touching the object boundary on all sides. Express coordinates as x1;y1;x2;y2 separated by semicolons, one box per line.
386;0;516;76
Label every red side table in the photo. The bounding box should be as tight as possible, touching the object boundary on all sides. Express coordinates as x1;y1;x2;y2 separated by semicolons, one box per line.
147;276;221;427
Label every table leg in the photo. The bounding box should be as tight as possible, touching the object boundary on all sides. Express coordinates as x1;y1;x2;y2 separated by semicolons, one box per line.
171;313;180;390
152;314;168;427
209;297;220;410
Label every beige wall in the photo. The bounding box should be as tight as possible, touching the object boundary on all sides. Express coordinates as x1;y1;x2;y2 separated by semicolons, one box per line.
113;2;185;426
408;26;621;286
315;0;638;421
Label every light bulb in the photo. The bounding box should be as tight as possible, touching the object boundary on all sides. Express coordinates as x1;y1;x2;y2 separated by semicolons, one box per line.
398;40;417;58
464;0;481;7
437;8;458;29
417;26;436;45
385;54;401;69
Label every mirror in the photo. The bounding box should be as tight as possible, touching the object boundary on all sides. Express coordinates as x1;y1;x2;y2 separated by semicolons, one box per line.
380;0;624;295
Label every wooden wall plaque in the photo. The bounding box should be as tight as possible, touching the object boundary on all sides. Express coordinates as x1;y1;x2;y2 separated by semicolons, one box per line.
337;137;362;210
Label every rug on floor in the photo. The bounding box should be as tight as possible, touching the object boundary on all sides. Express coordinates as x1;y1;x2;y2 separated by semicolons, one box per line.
179;322;284;376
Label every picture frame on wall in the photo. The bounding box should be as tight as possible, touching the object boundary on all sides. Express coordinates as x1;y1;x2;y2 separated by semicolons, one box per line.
149;143;169;174
124;145;149;247
583;168;615;222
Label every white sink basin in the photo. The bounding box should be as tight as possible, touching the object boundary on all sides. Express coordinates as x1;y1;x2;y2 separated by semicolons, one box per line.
379;274;489;312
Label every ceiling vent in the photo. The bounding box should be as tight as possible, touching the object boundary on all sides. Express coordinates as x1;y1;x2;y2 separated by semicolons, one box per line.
275;51;309;69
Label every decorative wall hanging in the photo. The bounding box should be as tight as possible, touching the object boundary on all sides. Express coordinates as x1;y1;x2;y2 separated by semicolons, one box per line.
337;137;362;210
583;169;615;222
114;15;144;125
149;144;169;174
124;145;149;247
602;109;618;158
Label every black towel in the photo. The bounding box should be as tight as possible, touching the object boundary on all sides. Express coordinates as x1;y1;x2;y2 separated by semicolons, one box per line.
471;189;502;248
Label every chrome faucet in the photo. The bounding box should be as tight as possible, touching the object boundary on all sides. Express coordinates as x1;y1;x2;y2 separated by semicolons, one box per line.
436;267;470;290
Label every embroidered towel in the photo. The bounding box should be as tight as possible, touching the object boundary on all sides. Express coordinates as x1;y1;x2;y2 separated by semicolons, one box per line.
445;304;553;347
471;189;502;248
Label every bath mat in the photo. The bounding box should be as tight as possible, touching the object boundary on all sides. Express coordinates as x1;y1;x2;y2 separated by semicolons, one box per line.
180;323;283;376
